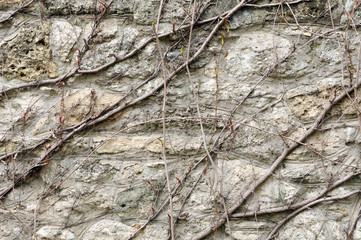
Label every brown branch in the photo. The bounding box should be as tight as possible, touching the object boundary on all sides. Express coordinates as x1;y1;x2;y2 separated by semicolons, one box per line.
191;54;361;240
63;35;182;133
245;0;309;8
0;201;33;235
0;68;78;97
155;0;165;33
0;0;335;236
184;0;233;237
1;0;258;221
281;1;336;39
184;10;359;238
2;97;357;200
0;113;298;237
171;172;203;236
123;98;284;239
0;138;49;162
196;1;336;161
0;124;77;199
0;42;175;199
265;190;361;240
127;152;199;240
231;170;360;218
354;41;361;130
0;0;319;98
153;3;175;238
71;95;280;239
0;0;114;98
345;194;361;239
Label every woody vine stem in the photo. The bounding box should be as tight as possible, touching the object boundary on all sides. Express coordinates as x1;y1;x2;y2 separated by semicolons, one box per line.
1;0;361;239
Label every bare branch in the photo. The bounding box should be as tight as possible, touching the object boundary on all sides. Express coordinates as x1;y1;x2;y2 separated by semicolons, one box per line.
266;190;361;240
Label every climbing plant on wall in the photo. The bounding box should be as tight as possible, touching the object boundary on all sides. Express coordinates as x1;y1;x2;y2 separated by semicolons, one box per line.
1;0;361;239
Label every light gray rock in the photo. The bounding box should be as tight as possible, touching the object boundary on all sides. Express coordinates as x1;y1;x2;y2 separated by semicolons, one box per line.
60;230;75;240
223;31;292;81
133;0;158;24
80;219;133;240
50;21;82;62
35;225;61;240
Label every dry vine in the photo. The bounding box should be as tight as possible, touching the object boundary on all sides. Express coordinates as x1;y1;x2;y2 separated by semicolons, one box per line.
1;0;361;239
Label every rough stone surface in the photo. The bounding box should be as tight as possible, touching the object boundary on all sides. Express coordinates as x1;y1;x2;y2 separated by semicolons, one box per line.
1;21;58;81
36;225;61;240
1;0;361;240
50;20;82;63
79;219;133;240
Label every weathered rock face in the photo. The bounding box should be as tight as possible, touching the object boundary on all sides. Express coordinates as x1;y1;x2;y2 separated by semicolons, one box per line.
1;21;58;81
1;0;361;240
50;20;82;63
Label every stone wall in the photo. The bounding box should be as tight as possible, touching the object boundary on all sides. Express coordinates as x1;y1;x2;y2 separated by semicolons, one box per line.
1;0;361;239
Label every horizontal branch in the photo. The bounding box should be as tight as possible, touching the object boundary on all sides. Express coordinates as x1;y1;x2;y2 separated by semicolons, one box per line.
0;68;78;97
0;138;49;162
192;32;361;240
266;189;361;240
0;0;309;98
231;170;361;218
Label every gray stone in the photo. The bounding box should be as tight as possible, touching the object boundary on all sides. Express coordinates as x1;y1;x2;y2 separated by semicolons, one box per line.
223;31;292;81
60;230;75;240
1;1;360;240
133;0;158;24
35;226;61;240
50;21;82;62
80;219;132;240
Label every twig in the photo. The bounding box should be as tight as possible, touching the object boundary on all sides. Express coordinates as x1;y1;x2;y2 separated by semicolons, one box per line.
184;0;232;237
0;201;33;235
153;7;175;239
0;0;333;98
0;112;303;238
0;68;78;97
345;194;361;239
282;1;335;39
192;60;361;240
63;35;181;133
231;170;360;218
127;155;197;240
0;0;114;97
266;190;361;240
220;160;233;239
354;41;361;130
155;0;165;32
0;138;49;162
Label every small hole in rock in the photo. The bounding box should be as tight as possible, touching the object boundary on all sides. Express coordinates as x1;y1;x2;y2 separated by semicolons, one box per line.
38;39;46;45
121;204;126;207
